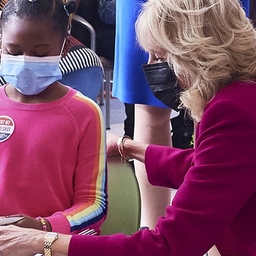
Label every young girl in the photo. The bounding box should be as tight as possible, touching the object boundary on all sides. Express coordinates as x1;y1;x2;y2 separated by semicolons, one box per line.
0;0;107;235
0;0;104;103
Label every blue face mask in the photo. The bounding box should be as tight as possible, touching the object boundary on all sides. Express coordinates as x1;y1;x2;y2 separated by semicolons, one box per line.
0;54;62;95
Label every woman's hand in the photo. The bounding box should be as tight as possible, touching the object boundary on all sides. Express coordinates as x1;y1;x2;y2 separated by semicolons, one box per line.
0;225;71;256
106;131;120;156
107;131;148;163
0;225;45;256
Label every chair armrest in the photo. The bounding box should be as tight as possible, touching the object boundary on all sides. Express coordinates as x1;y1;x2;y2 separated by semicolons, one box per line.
72;14;97;51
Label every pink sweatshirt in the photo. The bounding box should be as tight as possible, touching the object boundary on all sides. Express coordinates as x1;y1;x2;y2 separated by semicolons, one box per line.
0;86;107;234
69;81;256;255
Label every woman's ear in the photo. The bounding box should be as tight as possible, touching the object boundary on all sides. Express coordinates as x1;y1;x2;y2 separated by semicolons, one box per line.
61;35;71;58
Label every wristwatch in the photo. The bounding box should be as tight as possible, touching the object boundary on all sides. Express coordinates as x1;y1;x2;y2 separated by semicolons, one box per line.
44;232;59;256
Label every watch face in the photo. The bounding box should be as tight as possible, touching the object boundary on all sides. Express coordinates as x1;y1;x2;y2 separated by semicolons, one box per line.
45;232;58;241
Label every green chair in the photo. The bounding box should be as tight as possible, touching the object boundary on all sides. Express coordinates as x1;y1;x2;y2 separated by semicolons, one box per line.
101;156;141;235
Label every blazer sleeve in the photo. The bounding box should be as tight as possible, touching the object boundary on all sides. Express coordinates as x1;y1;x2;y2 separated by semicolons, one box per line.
145;145;194;189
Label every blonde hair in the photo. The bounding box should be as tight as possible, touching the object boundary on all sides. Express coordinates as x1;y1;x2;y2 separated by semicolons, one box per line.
136;0;256;121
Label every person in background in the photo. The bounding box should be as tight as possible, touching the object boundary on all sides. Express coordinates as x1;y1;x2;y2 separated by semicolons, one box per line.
112;0;172;229
97;0;115;26
0;0;107;235
71;0;115;61
1;0;256;255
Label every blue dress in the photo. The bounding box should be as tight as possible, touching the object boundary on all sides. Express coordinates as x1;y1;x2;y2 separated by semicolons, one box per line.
241;0;251;17
112;0;167;107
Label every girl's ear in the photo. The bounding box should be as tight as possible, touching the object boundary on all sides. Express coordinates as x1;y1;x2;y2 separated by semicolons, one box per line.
61;35;71;58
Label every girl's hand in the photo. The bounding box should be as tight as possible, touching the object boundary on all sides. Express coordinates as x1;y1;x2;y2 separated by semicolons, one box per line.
14;214;43;230
1;214;50;231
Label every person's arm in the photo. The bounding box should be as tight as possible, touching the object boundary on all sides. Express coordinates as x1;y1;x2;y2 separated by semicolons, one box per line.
46;98;107;235
119;137;149;163
107;131;149;162
107;130;194;188
97;0;116;25
145;145;194;189
0;225;70;256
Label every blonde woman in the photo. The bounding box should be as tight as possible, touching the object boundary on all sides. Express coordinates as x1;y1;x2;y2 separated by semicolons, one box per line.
1;0;256;255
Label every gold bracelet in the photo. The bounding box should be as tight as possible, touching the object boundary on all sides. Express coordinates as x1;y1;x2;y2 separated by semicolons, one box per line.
37;217;47;231
117;135;132;163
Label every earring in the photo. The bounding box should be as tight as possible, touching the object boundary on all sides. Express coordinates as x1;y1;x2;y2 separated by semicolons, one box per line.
63;0;77;16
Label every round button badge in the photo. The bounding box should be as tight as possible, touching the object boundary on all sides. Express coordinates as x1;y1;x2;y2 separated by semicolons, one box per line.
0;116;15;142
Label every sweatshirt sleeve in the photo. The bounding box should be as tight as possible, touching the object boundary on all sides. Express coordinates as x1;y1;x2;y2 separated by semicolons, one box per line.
145;145;194;189
46;99;107;234
68;98;256;255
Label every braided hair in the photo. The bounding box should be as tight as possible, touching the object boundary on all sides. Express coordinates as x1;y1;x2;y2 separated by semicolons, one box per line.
1;0;77;38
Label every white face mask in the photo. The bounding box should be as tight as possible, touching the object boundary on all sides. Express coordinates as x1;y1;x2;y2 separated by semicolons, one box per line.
0;39;66;95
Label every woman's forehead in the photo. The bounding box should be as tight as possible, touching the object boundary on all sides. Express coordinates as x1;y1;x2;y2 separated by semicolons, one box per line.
148;45;167;57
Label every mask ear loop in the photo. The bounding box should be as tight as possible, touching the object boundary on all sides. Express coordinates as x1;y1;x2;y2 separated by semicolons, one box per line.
63;0;77;36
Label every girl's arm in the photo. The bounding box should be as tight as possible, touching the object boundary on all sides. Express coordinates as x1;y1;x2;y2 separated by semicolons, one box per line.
46;100;108;234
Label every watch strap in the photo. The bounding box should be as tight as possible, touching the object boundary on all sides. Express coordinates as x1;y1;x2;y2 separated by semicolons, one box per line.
44;232;58;256
44;247;52;256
